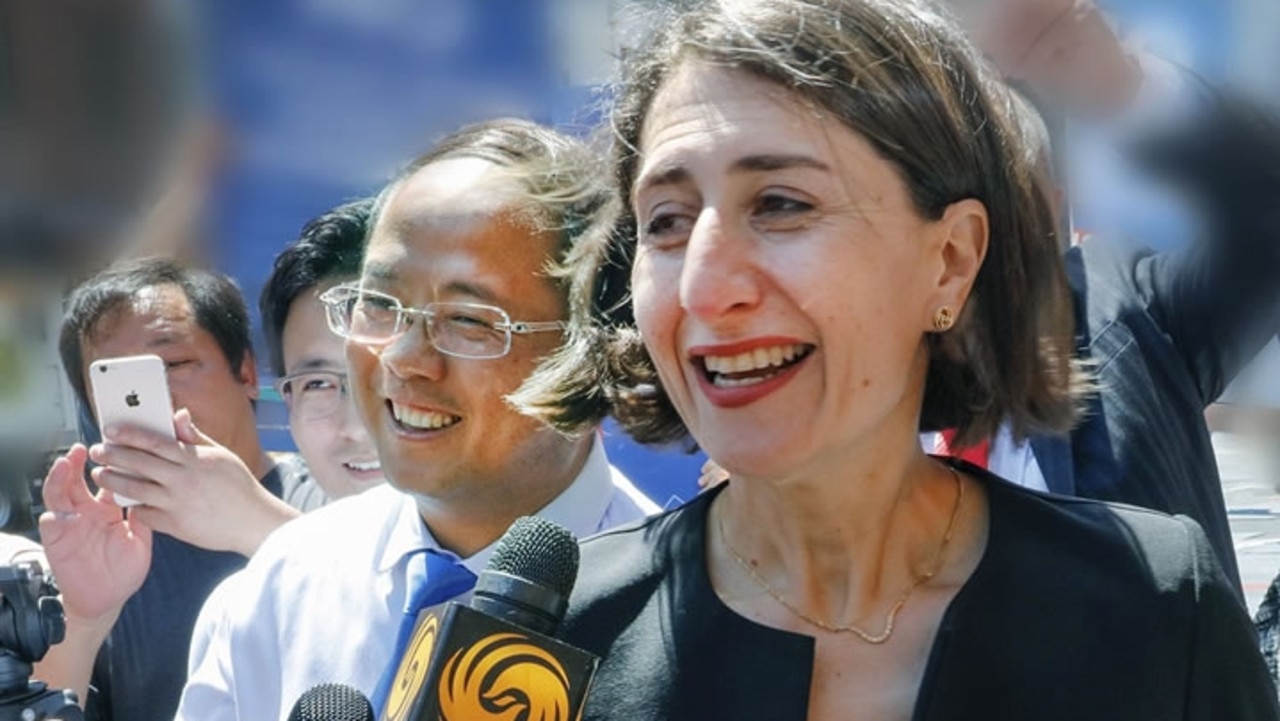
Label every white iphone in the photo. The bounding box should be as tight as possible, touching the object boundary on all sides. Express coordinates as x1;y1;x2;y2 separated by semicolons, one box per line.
88;354;176;507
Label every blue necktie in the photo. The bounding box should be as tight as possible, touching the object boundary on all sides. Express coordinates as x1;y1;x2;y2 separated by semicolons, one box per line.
369;549;477;716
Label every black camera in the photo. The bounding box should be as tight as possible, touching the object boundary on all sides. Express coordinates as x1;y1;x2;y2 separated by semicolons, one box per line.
0;560;82;721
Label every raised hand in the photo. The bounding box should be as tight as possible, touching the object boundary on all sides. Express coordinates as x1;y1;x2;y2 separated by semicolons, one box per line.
39;444;151;624
37;444;154;710
953;0;1143;117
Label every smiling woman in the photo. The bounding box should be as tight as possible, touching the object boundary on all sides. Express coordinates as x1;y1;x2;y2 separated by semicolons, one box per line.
535;0;1280;719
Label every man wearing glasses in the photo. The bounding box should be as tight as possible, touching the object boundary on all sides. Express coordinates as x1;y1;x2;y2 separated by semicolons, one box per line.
260;197;385;508
177;119;658;720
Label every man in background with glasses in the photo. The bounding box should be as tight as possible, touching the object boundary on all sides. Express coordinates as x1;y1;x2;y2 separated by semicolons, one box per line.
177;119;658;720
259;197;385;509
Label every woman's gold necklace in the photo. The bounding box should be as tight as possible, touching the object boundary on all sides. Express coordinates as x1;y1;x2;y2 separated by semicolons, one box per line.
717;466;965;644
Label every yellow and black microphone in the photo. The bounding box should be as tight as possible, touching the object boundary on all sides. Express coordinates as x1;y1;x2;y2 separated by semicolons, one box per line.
380;517;598;721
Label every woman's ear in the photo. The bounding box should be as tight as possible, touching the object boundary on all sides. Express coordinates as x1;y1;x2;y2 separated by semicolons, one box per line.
929;198;989;315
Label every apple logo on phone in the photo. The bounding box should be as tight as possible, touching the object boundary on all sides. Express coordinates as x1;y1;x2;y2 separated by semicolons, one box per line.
125;391;141;408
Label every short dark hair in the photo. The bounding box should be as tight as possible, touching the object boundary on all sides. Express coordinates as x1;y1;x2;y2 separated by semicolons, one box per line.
522;0;1084;448
259;198;373;377
58;257;254;409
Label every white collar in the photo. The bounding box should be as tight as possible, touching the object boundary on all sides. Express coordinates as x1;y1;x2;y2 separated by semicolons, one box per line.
377;433;614;576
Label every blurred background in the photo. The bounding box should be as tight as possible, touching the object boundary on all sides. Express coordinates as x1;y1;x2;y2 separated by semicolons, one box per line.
2;0;1278;602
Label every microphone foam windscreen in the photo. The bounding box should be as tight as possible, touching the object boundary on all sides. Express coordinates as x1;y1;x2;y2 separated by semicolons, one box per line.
487;516;580;599
287;683;374;721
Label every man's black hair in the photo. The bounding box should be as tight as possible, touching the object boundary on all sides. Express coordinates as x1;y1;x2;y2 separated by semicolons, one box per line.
258;198;373;376
58;257;254;409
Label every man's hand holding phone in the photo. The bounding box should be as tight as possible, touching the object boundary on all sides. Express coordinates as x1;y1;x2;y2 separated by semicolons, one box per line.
83;353;299;556
89;408;298;557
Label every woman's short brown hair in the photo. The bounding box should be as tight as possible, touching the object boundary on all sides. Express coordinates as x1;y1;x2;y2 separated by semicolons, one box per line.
517;0;1084;447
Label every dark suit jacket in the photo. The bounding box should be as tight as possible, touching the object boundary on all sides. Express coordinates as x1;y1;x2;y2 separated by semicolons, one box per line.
1029;86;1280;593
565;469;1279;721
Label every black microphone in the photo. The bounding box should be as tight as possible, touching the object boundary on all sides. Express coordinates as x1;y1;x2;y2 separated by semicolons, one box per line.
287;683;374;721
379;517;598;721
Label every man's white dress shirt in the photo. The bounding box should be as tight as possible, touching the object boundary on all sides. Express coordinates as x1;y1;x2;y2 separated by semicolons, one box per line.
175;435;657;721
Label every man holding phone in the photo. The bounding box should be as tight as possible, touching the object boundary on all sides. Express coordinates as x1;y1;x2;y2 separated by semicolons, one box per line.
37;258;304;721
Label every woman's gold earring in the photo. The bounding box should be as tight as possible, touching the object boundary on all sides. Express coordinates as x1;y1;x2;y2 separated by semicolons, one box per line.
933;306;955;332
